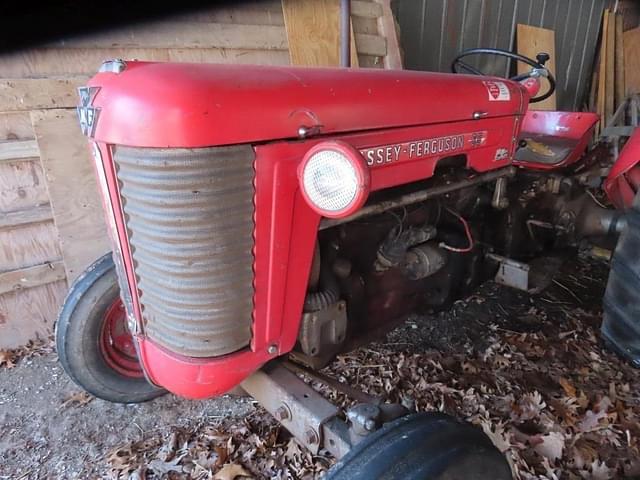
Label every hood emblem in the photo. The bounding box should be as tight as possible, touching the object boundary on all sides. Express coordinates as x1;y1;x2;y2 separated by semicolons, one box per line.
77;86;101;137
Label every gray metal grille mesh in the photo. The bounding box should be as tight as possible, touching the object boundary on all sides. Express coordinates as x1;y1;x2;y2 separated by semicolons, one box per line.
114;145;255;357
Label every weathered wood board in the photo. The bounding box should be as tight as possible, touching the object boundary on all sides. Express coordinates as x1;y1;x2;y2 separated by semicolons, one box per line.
624;27;640;96
0;160;49;212
0;77;88;112
614;13;625;111
604;10;616;123
282;0;361;66
0;261;66;296
0;221;61;272
0;112;34;141
0;281;67;349
31;109;110;283
517;24;556;111
52;22;289;51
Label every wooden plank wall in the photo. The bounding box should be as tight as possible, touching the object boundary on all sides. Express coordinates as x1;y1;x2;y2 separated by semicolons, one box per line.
0;114;67;348
0;0;400;349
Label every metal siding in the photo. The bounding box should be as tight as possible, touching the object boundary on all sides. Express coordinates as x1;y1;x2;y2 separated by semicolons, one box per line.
393;0;606;110
115;145;255;358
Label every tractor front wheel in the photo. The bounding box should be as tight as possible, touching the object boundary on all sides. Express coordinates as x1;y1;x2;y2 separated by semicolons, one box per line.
325;413;512;480
55;253;164;403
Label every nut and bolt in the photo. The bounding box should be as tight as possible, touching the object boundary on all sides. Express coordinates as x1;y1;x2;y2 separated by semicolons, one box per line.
364;419;377;431
275;405;290;421
304;429;319;445
267;344;278;355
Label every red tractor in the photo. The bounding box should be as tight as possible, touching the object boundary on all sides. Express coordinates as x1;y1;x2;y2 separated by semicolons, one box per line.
57;48;639;478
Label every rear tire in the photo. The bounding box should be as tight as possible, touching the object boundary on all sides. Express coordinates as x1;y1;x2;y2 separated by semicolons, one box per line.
602;192;640;366
325;413;512;480
55;253;165;403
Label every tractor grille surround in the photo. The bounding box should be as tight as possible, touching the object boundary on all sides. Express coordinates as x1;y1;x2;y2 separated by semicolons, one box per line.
114;145;255;358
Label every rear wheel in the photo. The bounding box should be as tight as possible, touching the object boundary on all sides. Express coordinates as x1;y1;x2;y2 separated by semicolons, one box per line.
325;413;512;480
55;253;165;403
602;192;640;366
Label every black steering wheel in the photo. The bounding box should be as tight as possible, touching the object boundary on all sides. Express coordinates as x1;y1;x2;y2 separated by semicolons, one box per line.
451;48;556;103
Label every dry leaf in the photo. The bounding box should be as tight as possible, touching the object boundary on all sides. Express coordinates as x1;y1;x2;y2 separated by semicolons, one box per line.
60;391;93;409
512;391;546;421
533;432;565;463
558;377;577;398
478;419;511;453
148;457;183;475
214;463;253;480
590;460;613;480
0;350;16;368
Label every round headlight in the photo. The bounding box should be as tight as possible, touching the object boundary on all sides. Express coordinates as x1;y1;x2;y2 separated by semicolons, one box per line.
299;141;370;218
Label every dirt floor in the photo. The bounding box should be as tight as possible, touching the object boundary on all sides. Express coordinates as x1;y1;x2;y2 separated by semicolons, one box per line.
1;252;639;479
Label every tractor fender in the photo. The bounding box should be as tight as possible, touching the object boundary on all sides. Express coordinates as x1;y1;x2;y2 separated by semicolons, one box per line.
605;128;640;209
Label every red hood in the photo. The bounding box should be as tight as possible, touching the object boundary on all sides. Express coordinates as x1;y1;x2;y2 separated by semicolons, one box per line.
86;61;525;148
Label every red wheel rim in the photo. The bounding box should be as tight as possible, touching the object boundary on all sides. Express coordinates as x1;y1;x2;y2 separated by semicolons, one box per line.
99;298;144;378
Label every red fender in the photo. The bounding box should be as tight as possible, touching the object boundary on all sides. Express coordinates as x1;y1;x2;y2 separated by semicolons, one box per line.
605;129;640;209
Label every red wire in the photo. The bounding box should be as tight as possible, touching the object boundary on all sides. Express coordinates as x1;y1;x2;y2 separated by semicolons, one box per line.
439;207;474;253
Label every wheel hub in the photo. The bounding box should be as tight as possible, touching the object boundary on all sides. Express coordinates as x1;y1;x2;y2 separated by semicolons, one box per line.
99;299;144;378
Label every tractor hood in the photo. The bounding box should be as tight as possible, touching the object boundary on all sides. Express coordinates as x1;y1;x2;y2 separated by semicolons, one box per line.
84;61;526;148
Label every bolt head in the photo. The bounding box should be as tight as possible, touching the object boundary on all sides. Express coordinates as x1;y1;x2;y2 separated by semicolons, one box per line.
304;429;318;445
267;344;278;355
275;406;290;421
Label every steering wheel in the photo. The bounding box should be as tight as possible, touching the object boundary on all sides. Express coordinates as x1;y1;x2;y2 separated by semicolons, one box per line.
451;48;555;103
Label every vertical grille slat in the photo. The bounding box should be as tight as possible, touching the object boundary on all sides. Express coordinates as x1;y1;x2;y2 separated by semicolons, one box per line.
114;145;255;358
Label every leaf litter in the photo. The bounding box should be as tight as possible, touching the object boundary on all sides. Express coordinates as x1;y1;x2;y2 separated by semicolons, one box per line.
0;339;53;369
4;255;638;479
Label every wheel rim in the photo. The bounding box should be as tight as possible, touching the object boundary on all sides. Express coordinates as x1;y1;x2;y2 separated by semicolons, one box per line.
99;298;144;378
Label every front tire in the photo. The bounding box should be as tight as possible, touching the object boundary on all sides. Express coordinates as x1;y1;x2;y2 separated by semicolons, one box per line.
602;192;640;366
326;413;512;480
55;253;164;403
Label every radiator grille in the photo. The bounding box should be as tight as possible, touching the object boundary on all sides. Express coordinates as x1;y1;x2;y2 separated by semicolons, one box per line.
114;145;255;357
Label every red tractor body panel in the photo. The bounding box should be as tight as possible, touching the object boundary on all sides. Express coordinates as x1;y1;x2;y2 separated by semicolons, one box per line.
605;129;640;209
515;110;600;170
87;62;525;147
85;62;545;398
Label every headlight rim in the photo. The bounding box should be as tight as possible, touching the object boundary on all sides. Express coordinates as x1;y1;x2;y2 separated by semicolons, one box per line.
298;140;370;219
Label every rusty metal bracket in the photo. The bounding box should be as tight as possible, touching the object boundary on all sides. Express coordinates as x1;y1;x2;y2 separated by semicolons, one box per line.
241;362;351;457
242;362;409;459
489;253;530;291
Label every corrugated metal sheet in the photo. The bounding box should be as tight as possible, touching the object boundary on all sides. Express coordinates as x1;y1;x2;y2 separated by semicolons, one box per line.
393;0;607;111
115;144;255;358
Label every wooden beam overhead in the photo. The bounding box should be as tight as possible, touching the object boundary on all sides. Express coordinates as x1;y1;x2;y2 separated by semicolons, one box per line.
51;22;289;51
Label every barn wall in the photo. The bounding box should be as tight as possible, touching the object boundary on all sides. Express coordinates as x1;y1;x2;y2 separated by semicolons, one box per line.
393;0;607;111
0;0;398;348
